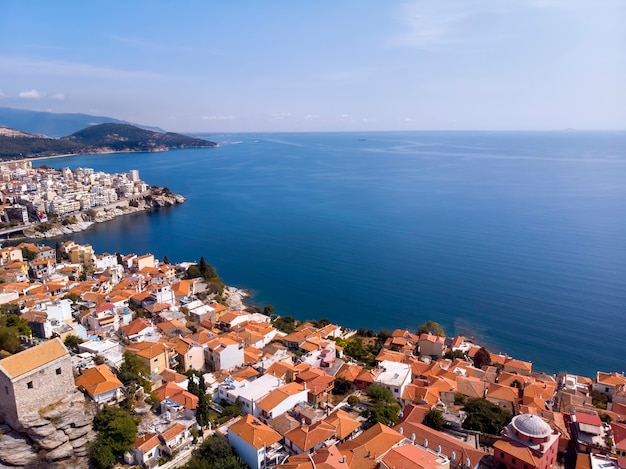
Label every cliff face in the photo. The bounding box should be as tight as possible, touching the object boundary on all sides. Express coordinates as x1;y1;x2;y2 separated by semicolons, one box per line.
0;390;94;468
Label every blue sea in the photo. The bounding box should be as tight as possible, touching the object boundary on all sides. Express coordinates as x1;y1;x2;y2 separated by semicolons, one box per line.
41;131;626;378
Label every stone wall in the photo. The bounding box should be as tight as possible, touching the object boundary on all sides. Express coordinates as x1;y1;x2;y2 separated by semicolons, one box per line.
0;353;75;424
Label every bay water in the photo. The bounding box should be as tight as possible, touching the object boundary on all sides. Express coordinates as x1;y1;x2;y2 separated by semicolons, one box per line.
44;131;626;377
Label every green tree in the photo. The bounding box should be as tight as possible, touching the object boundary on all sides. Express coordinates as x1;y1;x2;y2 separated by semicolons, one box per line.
416;320;445;337
347;395;359;407
0;329;21;354
445;349;466;360
0;314;30;336
63;334;84;351
272;315;296;333
332;377;352;395
472;347;491;369
21;247;37;261
365;383;395;404
117;351;151;392
424;408;445;430
186;264;203;279
462;398;512;435
366;401;401;426
185;436;247;469
592;391;609;410
263;304;275;315
90;406;138;468
163;255;170;265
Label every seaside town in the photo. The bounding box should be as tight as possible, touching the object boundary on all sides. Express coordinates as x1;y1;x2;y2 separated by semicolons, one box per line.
0;161;621;469
0;237;624;469
0;160;184;239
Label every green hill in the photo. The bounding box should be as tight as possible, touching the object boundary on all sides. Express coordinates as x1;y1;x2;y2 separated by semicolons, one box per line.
0;123;217;159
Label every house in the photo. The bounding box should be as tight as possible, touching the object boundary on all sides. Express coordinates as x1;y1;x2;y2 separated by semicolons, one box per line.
593;372;626;401
217;374;285;417
131;433;161;468
0;338;75;424
206;336;244;372
153;382;198;418
285;420;336;454
569;411;613;455
278;444;348;469
119;317;155;342
75;364;123;405
503;358;533;376
170;336;205;371
257;382;309;421
159;422;191;455
417;333;445;357
337;423;406;469
327;408;361;441
493;414;560;469
296;368;335;407
380;444;450;469
395;407;485;469
375;360;412;400
126;340;174;374
487;383;520;415
228;414;283;469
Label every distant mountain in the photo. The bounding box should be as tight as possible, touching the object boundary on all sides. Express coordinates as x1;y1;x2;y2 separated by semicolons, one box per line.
0;107;165;138
0;123;217;159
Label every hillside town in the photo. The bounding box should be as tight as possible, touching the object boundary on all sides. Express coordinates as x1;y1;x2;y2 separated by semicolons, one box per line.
0;242;624;469
0;161;183;238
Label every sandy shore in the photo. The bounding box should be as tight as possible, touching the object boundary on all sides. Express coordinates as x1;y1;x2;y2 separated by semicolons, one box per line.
223;286;250;310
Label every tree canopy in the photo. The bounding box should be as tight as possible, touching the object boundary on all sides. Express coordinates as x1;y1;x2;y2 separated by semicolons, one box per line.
462;398;512;435
424;408;445;430
363;383;400;426
117;350;151;392
184;436;246;469
472;347;491;369
416;320;445;337
89;406;138;469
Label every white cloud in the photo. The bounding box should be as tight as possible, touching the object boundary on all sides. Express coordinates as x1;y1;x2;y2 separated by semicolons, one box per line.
1;56;169;81
18;89;41;99
50;93;65;100
201;115;235;121
337;114;351;121
271;112;292;120
0;89;5;98
403;117;415;122
304;114;319;120
392;1;474;49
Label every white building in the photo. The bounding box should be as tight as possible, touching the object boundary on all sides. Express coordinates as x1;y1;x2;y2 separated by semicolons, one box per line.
217;374;285;416
375;360;412;400
206;337;244;372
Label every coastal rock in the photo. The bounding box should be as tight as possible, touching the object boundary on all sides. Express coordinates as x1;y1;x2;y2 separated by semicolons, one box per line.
0;431;39;466
33;428;69;451
0;391;94;466
45;441;76;462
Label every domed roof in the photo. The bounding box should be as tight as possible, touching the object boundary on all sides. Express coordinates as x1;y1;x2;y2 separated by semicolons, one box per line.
512;414;551;438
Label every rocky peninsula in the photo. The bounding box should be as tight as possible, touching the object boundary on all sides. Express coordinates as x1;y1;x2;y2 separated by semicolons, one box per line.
23;186;186;239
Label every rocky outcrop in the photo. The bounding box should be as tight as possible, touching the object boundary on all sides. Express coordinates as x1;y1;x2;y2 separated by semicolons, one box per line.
25;187;185;239
0;390;93;468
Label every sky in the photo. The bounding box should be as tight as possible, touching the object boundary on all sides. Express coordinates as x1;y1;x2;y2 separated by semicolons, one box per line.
0;0;624;132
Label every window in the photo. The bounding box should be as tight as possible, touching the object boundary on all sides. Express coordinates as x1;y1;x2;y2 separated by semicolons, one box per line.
4;386;8;395
500;452;504;458
56;368;62;375
27;381;33;389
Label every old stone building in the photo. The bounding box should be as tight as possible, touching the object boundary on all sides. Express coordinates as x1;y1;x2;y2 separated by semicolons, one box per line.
0;337;75;424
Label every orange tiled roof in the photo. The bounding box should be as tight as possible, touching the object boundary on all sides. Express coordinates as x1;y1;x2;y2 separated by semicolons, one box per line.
0;338;67;378
338;423;404;469
229;414;282;450
257;382;306;413
75;364;123;397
